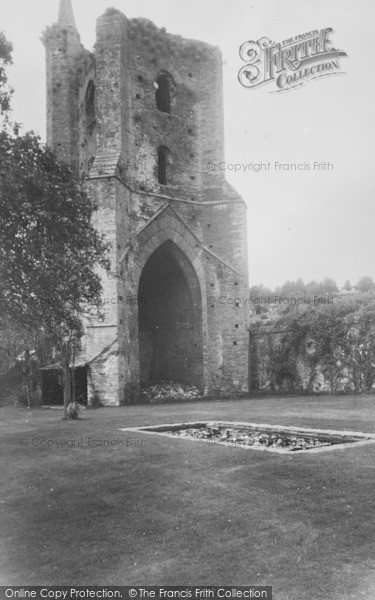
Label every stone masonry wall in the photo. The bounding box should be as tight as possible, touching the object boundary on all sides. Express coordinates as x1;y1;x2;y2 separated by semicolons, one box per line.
43;5;250;405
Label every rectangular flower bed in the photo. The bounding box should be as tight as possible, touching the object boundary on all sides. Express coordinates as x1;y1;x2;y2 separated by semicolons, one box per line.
120;421;375;454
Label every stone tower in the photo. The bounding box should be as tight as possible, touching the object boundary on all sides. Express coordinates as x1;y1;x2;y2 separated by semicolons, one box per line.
42;0;250;405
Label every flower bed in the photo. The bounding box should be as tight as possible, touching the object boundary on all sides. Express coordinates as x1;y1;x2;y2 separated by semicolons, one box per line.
128;421;375;453
170;424;334;450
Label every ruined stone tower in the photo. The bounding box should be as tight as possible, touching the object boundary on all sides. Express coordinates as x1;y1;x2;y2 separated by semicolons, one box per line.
42;0;250;405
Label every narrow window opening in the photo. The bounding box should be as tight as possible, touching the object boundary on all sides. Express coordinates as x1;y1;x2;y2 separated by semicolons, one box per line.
155;72;174;113
157;145;170;185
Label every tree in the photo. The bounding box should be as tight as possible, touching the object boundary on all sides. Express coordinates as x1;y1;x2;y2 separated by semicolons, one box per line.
0;129;110;418
249;284;273;297
355;276;375;294
305;280;320;298
0;34;110;417
0;322;53;407
342;280;352;292
0;32;13;119
306;277;339;298
320;277;339;296
276;279;306;299
249;284;274;314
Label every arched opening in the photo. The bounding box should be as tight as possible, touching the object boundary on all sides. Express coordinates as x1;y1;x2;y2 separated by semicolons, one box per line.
157;145;170;185
138;240;203;389
155;72;174;113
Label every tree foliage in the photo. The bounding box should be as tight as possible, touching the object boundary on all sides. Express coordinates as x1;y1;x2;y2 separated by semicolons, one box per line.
0;322;54;406
275;278;306;299
0;131;109;328
0;129;110;415
272;277;339;300
355;275;375;293
0;32;13;118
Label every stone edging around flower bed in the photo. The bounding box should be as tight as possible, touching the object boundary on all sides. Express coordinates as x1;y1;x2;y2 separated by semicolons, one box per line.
119;421;375;454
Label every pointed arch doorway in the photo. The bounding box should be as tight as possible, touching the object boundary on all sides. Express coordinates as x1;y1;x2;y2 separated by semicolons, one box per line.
138;240;204;389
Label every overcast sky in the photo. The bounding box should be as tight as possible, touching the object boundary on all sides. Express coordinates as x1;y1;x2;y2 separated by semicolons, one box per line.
1;0;374;288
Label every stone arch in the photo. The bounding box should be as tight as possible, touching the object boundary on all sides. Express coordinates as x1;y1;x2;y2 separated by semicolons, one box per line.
133;219;206;288
132;221;207;391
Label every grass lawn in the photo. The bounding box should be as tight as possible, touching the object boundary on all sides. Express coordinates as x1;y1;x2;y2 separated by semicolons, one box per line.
1;395;375;599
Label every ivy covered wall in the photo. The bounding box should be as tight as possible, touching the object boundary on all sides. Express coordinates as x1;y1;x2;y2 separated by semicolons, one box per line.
250;297;375;394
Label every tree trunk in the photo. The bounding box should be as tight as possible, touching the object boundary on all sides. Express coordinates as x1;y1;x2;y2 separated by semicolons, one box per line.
24;348;31;409
71;344;76;403
62;361;72;419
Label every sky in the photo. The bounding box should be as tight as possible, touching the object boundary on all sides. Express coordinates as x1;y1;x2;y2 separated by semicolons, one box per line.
1;0;374;289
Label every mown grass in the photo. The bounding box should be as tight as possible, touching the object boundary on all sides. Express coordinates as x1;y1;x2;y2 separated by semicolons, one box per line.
1;395;375;599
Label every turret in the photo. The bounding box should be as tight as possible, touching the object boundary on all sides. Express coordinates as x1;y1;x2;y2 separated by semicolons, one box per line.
58;0;76;29
42;0;83;168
